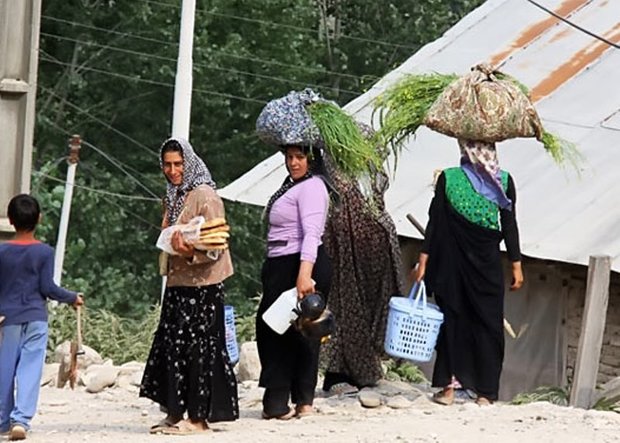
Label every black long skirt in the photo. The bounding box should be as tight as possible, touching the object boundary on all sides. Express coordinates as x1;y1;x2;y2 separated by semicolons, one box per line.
425;202;505;400
139;283;239;422
256;246;332;405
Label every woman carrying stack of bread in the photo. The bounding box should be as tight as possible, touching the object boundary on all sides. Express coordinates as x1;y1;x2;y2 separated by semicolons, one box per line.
140;137;238;435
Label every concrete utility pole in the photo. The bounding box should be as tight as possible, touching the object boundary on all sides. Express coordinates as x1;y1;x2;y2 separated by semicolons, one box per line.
172;0;196;140
162;0;196;298
0;0;42;240
54;135;81;285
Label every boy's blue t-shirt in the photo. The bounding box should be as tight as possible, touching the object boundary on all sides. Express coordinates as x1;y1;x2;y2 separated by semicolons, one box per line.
0;241;77;326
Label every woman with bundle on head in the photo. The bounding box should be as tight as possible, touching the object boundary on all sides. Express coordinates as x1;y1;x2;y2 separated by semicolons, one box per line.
321;124;404;396
255;89;390;418
140;137;238;435
256;142;332;419
412;139;524;406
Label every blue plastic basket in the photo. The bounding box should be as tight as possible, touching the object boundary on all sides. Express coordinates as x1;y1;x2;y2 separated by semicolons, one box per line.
384;281;444;363
224;305;239;365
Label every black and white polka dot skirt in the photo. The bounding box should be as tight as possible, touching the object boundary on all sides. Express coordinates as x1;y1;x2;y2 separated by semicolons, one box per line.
139;283;239;422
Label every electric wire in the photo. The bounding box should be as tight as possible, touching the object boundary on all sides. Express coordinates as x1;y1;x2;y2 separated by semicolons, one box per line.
41;15;378;81
33;171;161;231
37;54;264;104
41;113;161;194
38;85;159;158
40;116;161;199
40;32;363;96
39;55;268;105
33;171;160;202
141;0;418;50
525;0;620;49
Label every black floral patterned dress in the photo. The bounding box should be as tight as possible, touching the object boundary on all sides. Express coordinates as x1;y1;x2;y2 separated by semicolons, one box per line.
139;284;239;422
321;156;404;389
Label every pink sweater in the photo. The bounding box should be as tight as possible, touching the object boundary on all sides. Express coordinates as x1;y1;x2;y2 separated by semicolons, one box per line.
267;176;329;263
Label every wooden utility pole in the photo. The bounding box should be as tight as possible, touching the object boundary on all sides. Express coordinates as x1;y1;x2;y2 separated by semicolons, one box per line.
569;255;611;408
0;0;42;240
54;135;81;285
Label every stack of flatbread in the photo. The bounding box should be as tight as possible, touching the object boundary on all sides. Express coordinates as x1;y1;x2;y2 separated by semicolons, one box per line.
195;217;230;251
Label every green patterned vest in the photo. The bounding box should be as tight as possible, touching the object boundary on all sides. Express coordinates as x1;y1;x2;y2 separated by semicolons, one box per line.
444;167;508;231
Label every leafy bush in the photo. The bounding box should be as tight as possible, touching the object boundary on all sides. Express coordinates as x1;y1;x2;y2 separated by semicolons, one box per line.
47;301;258;364
47;304;161;364
233;297;259;343
383;359;428;384
510;386;569;406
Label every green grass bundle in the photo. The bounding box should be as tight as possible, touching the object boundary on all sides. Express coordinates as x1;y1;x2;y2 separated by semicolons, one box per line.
307;101;382;178
541;131;583;170
372;73;458;153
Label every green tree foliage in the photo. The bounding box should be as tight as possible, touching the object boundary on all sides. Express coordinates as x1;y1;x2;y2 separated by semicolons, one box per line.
35;0;484;320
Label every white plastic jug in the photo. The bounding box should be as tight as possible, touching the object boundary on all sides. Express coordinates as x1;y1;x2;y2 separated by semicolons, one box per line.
262;287;299;334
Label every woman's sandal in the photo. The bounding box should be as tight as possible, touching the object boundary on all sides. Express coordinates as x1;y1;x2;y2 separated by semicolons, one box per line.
159;420;210;435
149;417;183;434
149;417;178;434
261;408;296;420
431;388;455;406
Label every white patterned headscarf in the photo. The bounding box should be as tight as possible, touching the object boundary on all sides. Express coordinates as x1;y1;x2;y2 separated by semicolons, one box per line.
160;137;216;225
458;139;512;210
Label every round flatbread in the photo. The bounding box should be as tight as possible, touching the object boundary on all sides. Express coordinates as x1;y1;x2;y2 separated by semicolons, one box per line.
200;225;230;235
200;231;230;240
201;217;227;230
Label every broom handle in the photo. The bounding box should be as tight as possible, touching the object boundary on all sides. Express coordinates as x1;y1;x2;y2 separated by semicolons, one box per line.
76;305;83;351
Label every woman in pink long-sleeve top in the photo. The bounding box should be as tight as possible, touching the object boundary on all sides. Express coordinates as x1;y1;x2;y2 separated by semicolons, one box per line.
256;145;332;420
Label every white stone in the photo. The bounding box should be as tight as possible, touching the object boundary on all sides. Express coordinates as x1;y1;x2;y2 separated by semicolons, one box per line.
118;361;145;376
85;365;120;393
386;395;412;409
237;341;261;382
41;363;60;387
359;390;382;408
130;370;144;387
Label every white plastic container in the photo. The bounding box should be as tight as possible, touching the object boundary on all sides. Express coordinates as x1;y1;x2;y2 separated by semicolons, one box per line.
262;287;299;334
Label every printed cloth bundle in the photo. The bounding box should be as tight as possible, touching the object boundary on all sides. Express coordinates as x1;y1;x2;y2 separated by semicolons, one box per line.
255;88;383;178
373;63;579;165
424;63;543;143
256;88;323;148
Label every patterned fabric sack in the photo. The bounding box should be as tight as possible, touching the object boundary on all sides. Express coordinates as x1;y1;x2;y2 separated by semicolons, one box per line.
424;64;543;142
256;88;323;148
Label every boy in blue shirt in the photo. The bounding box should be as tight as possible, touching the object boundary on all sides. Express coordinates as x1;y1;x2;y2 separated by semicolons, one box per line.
0;194;84;441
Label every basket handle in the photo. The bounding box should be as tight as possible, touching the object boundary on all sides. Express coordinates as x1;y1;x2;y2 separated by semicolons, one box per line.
408;281;429;320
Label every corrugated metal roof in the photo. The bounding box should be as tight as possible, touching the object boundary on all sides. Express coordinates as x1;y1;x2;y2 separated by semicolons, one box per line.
219;0;620;272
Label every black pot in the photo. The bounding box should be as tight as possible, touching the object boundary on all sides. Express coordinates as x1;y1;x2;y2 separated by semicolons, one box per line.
295;292;326;321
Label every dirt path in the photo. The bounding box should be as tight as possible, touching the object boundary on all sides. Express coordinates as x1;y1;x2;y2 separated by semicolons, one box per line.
10;383;620;443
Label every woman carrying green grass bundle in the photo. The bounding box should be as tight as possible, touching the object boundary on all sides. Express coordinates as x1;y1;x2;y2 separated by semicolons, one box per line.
412;139;524;405
254;89;405;414
373;63;560;405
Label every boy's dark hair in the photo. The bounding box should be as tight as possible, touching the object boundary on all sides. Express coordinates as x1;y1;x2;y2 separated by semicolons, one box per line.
8;194;40;232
